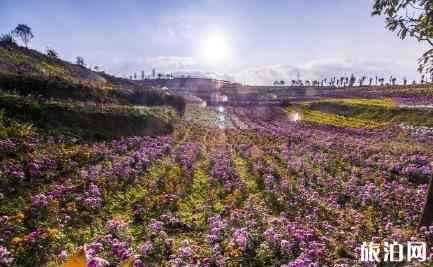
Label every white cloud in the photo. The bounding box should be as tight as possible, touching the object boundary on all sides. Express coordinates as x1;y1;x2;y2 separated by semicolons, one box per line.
145;56;196;70
236;64;300;85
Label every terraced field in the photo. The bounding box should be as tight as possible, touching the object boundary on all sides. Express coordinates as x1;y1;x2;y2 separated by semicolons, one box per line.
1;99;433;266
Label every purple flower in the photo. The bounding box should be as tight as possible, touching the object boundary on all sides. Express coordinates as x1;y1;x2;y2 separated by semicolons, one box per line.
138;241;153;256
149;219;164;234
233;228;248;247
281;239;292;251
205;234;218;244
88;256;109;267
0;246;13;265
58;250;68;261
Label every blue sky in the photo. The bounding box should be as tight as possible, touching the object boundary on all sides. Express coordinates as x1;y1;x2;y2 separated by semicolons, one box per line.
0;0;429;84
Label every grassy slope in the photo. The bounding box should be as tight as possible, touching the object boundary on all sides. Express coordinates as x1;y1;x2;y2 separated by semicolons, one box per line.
0;42;135;87
308;101;433;127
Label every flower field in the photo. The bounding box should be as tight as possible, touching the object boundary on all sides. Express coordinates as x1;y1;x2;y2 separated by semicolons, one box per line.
1;102;433;266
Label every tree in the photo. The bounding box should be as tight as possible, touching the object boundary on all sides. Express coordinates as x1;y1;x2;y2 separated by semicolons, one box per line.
152;68;156;79
372;0;433;74
46;48;58;58
273;80;280;86
378;78;385;86
12;24;33;47
280;80;285;86
94;66;99;71
349;74;356;86
76;56;85;67
141;70;145;79
0;33;16;45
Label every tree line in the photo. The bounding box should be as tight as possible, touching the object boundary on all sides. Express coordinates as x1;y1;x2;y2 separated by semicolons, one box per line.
273;74;431;87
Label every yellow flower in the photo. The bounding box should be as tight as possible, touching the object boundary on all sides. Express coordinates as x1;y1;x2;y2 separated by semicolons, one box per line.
46;228;59;240
66;202;77;212
15;213;24;223
225;243;234;253
11;237;23;245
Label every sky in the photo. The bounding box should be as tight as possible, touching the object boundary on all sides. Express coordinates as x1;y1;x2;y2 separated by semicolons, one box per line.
0;0;430;85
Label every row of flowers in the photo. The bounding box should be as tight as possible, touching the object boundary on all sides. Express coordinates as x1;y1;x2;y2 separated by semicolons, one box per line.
1;104;433;266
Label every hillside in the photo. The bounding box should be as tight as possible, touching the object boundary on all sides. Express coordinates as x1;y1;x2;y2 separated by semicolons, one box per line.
0;42;134;88
0;42;185;139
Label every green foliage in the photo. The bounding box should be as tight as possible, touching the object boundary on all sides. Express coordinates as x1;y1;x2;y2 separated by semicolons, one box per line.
0;94;178;139
0;109;35;138
372;0;433;73
12;24;33;47
0;109;6;137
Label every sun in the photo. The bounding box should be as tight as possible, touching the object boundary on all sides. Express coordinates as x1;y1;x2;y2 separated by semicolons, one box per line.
200;33;230;65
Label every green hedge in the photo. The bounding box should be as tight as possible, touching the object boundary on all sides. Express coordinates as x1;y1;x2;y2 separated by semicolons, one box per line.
0;95;178;139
